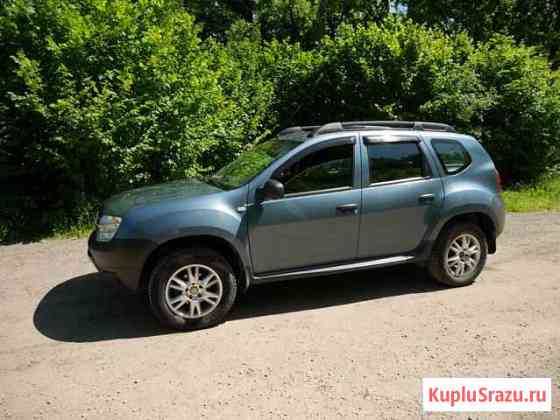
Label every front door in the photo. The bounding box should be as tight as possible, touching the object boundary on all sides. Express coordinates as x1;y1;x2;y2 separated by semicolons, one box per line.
248;138;361;274
358;136;444;258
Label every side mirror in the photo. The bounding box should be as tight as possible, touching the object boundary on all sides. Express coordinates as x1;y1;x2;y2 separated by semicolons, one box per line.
262;178;285;200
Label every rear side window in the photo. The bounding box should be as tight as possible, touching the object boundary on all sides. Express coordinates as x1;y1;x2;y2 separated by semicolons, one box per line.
367;142;428;184
431;139;471;174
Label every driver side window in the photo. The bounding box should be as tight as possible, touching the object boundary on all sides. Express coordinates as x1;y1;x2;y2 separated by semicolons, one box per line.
276;142;354;196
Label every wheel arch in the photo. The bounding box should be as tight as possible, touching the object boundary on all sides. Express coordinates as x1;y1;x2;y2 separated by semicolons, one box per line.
139;235;250;294
434;211;497;254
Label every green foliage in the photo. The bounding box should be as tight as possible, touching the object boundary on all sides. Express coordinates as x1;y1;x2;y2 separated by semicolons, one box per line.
1;0;559;242
0;0;273;241
257;0;317;45
255;0;390;47
186;0;390;47
402;0;560;67
472;36;560;182
183;0;255;40
263;19;559;184
268;19;492;129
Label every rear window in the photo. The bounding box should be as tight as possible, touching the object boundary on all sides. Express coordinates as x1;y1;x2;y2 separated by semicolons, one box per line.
431;139;471;174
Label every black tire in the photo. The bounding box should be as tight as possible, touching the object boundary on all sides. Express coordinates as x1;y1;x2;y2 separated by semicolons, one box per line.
428;223;487;287
148;248;237;330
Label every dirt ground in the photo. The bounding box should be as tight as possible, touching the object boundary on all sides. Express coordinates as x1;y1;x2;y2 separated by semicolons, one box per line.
0;213;559;419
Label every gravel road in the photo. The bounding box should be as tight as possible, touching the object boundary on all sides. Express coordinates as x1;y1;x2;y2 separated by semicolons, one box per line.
1;213;559;419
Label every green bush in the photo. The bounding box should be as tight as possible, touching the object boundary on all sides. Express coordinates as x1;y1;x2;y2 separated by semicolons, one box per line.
263;19;559;183
0;2;559;242
0;0;273;241
472;36;560;182
284;19;491;127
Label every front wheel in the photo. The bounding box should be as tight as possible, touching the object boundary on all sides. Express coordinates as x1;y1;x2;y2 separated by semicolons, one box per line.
428;223;488;287
148;248;237;330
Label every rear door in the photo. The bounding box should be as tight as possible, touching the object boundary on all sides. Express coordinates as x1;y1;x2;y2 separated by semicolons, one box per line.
358;134;444;258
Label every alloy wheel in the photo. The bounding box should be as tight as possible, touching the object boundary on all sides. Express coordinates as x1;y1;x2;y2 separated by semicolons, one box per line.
164;264;223;319
444;233;482;279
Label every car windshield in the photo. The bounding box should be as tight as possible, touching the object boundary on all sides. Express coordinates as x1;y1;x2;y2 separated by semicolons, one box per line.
206;139;300;190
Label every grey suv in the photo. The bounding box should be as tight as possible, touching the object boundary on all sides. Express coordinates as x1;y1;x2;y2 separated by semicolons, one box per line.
88;121;505;330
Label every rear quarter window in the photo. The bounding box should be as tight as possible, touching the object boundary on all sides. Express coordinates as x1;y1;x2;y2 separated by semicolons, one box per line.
431;139;471;175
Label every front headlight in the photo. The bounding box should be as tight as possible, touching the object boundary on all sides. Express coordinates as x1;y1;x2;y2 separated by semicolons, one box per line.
96;215;122;242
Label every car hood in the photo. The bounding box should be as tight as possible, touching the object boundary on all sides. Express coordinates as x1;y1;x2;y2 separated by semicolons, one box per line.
102;178;222;216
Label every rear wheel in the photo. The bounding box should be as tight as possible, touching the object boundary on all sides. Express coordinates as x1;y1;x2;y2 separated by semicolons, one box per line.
428;223;487;287
148;248;237;330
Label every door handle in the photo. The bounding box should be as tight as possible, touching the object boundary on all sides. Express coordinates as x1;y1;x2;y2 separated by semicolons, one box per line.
419;193;435;204
336;203;358;215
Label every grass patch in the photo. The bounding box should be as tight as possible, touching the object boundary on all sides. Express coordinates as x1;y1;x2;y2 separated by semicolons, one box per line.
49;206;96;240
51;222;93;240
503;176;560;212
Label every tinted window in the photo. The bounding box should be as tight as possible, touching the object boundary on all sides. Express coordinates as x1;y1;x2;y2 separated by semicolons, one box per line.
432;139;471;174
276;143;354;195
368;142;426;183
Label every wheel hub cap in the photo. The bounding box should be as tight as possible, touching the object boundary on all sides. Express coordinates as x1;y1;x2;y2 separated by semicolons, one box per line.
164;264;223;319
444;233;482;279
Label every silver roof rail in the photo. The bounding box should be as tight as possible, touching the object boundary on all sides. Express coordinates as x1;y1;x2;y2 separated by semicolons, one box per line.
277;125;320;140
313;120;455;136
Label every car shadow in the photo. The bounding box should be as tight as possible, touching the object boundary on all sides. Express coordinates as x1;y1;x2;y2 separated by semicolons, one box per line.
33;265;446;343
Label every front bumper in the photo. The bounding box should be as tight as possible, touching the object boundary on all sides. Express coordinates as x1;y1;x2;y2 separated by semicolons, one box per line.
87;231;157;291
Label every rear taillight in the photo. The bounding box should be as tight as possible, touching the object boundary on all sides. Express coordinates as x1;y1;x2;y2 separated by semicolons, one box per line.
495;170;503;192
